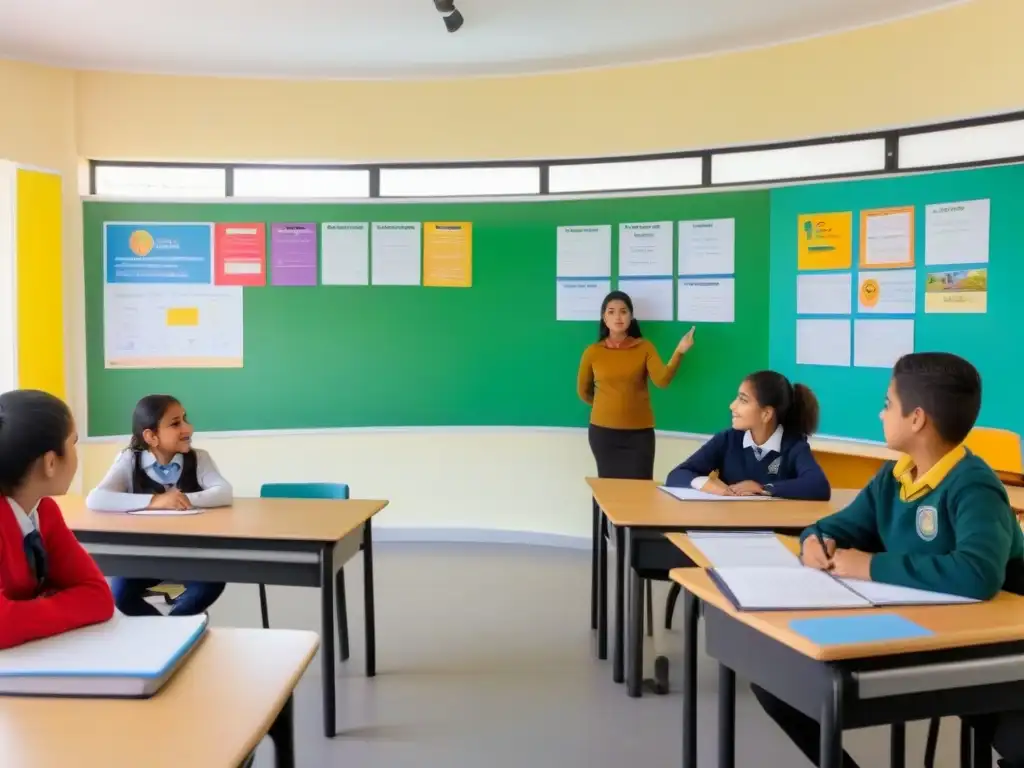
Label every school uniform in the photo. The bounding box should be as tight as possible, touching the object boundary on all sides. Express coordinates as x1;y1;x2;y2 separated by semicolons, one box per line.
87;449;232;617
0;496;114;649
577;338;681;480
666;426;831;500
754;447;1024;768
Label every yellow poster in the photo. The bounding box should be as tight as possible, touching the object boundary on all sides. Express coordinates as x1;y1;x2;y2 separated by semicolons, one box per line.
423;222;472;287
797;212;853;270
924;269;987;313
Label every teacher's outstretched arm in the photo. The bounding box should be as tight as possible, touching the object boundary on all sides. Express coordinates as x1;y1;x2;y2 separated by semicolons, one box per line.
646;326;696;387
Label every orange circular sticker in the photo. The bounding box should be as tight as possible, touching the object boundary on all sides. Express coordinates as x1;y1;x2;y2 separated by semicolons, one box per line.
860;278;880;307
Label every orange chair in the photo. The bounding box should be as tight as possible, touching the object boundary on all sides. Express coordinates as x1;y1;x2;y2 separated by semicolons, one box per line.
964;427;1023;474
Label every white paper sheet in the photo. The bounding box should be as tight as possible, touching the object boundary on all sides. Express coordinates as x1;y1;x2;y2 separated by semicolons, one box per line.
857;269;916;314
659;487;780;502
678;219;735;276
556;279;611;322
619;277;673;321
688;532;800;568
863;210;913;267
712;567;871;610
796;318;851;367
854;319;914;369
104;284;244;369
619;221;672;277
371;222;421;285
838;578;979;606
321;222;369;285
556;225;611;278
678;278;734;323
925;199;990;266
796;273;852;315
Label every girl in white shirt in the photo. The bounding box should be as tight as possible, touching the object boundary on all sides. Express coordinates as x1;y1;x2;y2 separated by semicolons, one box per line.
86;394;232;616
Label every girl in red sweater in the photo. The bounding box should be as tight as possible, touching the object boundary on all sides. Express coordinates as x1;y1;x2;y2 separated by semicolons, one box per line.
0;389;114;649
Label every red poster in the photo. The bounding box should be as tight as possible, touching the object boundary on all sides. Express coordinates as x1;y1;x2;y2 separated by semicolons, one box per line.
214;223;267;286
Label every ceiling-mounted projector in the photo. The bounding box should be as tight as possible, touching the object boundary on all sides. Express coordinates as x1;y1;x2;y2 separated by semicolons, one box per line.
433;0;464;32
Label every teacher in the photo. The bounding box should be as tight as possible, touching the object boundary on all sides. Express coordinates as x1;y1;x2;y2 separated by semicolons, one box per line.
577;290;695;480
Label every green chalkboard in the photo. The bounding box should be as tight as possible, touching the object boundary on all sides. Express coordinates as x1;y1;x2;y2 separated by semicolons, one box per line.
84;193;769;436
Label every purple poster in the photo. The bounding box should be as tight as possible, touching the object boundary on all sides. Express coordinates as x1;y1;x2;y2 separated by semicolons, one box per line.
270;223;318;286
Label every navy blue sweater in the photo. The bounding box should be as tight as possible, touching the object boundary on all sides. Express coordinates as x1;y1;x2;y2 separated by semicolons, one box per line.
665;429;831;501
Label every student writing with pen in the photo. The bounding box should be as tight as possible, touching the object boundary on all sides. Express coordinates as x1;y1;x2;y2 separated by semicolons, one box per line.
758;353;1024;768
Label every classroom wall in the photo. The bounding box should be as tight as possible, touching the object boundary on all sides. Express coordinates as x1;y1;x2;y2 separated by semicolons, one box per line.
75;0;1024;162
8;0;1021;539
0;60;83;429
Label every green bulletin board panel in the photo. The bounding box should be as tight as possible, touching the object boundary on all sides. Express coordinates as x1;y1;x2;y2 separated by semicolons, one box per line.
84;192;769;436
769;164;1023;441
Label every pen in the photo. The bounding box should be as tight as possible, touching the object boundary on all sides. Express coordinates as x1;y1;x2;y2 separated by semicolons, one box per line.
813;523;833;569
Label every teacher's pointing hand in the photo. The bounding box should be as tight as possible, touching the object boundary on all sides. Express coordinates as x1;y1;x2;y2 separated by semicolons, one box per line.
676;326;696;355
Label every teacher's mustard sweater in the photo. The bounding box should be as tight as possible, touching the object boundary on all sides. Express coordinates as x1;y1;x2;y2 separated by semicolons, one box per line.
577;339;680;430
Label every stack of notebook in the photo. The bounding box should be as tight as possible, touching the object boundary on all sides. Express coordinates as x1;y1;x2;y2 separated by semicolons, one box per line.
688;531;979;611
0;613;208;698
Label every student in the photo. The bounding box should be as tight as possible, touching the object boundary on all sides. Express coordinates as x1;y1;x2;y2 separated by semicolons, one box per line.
665;370;830;500
755;352;1024;768
86;394;232;617
0;389;114;649
577;290;695;480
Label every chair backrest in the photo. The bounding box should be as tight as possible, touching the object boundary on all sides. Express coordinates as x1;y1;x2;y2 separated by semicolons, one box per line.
259;482;350;500
964;428;1023;474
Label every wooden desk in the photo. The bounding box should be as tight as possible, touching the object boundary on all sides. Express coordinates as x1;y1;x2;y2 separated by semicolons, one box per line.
585;478;859;697
670;567;1024;768
1007;484;1024;514
0;628;318;768
60;494;388;738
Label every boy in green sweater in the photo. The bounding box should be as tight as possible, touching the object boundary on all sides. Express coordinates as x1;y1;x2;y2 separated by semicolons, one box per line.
753;352;1024;768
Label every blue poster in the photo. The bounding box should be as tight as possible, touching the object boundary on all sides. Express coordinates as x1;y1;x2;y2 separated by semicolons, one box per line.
105;223;213;284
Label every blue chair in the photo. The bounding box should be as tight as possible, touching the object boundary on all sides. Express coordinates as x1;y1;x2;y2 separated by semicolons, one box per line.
259;482;351;662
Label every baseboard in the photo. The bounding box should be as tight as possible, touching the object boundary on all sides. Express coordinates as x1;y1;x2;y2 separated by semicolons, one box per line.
372;527;591;551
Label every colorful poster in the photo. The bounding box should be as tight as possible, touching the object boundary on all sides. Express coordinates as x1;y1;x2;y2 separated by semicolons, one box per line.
924;269;988;313
797;213;852;271
321;222;369;286
104;223;212;284
104;284;243;368
857;270;916;314
423;222;472;287
214;223;266;286
860;207;915;268
925;199;990;266
270;223;318;286
619;221;672;277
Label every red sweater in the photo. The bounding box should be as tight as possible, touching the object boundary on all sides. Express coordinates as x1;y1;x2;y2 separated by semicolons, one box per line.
0;496;114;649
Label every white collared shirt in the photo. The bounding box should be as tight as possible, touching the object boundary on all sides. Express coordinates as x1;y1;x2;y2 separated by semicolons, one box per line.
84;448;233;513
6;497;39;538
690;425;785;490
742;425;784;461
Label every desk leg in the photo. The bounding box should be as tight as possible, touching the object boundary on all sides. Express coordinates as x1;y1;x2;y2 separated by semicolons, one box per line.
597;512;608;661
890;723;905;768
363;518;376;678
591;498;599;631
320;546;337;738
625;528;643;698
613;524;626;684
717;665;736;768
681;590;699;768
820;671;844;768
269;693;296;768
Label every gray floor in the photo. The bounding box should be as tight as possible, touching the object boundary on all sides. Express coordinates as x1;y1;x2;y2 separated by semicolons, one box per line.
205;542;969;767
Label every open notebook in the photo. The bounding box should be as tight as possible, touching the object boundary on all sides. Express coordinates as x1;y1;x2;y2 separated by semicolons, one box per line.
660;487;779;502
689;531;979;611
0;613;208;698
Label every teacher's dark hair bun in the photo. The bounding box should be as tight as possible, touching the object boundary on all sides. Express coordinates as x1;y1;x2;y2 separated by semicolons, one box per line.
0;389;73;495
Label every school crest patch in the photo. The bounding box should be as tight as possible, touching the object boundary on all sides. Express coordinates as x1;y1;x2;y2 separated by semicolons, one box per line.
767;457;781;475
916;505;938;541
